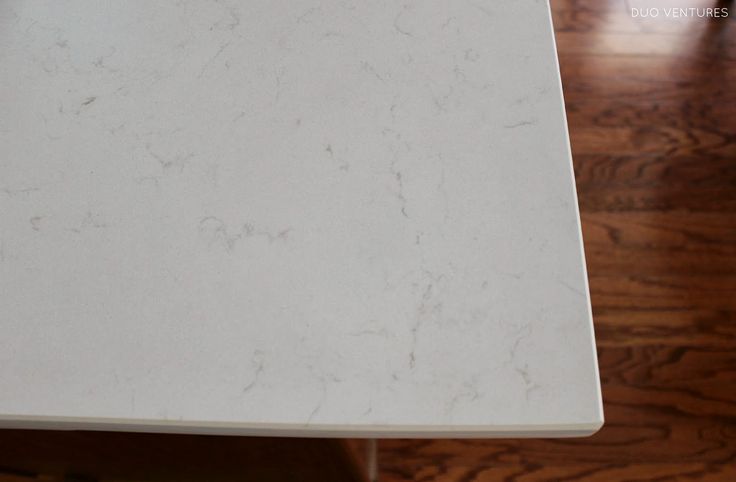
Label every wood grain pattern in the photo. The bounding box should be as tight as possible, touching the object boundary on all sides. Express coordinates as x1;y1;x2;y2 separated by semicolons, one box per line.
378;0;736;480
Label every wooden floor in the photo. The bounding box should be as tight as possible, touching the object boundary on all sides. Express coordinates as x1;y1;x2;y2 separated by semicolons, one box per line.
379;0;736;480
1;1;734;481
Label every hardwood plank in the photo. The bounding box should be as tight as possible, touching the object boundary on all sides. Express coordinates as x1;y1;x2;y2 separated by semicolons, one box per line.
578;185;736;212
554;7;735;37
575;154;736;190
593;308;736;347
566;100;736;131
569;125;735;157
380;463;736;482
598;346;736;411
552;0;736;36
582;212;736;273
559;58;736;103
589;274;734;311
555;29;736;59
573;155;736;212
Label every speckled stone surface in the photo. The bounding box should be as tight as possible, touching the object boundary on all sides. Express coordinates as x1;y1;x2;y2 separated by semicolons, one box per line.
0;0;602;437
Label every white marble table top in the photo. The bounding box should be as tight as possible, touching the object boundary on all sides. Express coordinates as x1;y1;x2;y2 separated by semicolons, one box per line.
0;0;603;437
